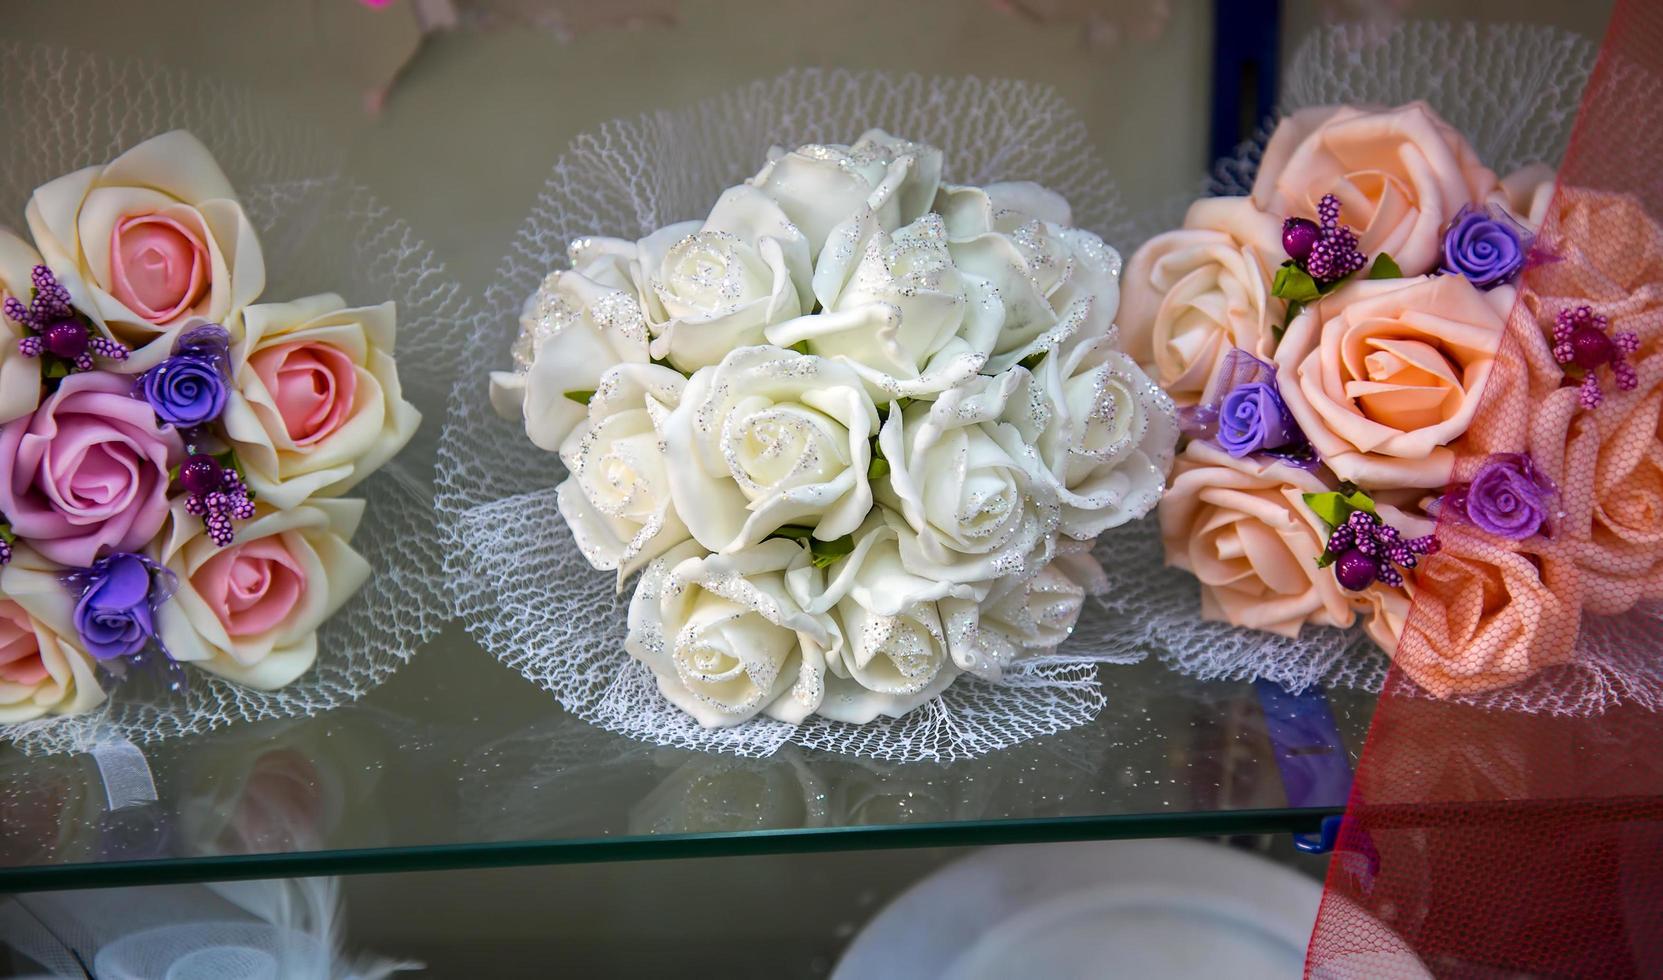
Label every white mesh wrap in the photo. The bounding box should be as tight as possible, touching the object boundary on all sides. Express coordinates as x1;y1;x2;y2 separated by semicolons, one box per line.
0;46;462;755
1112;23;1663;711
438;69;1150;761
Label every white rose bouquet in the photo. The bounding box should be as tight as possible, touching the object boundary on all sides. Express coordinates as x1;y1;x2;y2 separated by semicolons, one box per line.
491;131;1177;728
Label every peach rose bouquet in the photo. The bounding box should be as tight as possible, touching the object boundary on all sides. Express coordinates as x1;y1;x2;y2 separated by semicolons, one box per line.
0;131;419;725
1126;100;1654;700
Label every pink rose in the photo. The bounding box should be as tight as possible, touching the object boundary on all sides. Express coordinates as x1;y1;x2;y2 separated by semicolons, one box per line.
0;547;106;722
1119;197;1285;406
248;341;359;447
0;372;183;567
195;537;308;638
1275;275;1511;489
107;213;210;324
1252;103;1499;277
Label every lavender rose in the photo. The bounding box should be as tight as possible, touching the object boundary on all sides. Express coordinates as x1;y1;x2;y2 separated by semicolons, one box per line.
71;553;163;661
1460;453;1551;540
1441;206;1524;289
1217;381;1299;457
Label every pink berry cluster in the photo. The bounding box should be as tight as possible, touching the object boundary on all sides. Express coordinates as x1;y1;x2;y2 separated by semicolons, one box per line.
1325;509;1440;591
180;455;257;547
1552;305;1639;409
1282;194;1368;283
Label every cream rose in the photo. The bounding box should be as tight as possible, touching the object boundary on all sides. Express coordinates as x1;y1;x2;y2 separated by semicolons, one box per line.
1118;196;1285;406
625;538;834;726
1029;332;1177;538
876;370;1055;585
490;245;651;452
789;518;960;723
1160;442;1356;637
749;129;943;257
24;130;265;372
1490;163;1556;233
938;181;1124;370
1251;102;1499;277
938;545;1099;681
0;547;106;723
556;362;690;581
766;210;1005;398
158;498;371;690
636;185;812;372
663;346;879;552
1275;275;1510;489
222;293;421;509
0;229;46;425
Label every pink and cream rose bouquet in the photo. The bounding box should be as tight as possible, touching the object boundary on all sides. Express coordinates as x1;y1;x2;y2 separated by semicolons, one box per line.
0;131;419;724
1128;100;1651;699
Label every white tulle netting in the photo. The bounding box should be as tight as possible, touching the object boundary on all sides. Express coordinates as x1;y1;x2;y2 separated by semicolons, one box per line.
1106;22;1663;713
0;46;465;755
438;68;1149;761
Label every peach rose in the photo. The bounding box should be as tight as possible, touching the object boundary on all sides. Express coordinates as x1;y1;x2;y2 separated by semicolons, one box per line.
1159;441;1355;637
1119;196;1284;406
1252;103;1499;277
0;547;105;723
1276;275;1511;489
25;130;265;372
1392;529;1581;698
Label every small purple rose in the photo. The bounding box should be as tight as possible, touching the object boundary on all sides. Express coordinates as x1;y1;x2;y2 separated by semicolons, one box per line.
1217;381;1299;457
137;324;231;427
71;553;163;661
1463;453;1551;540
1442;206;1525;289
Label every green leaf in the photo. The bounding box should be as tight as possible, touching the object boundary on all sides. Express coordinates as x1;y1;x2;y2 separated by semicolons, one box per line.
563;389;596;406
1314;551;1336;569
0;523;14;545
1271;262;1322;304
43;359;70;380
769;525;816;542
1275;298;1304;343
867;455;890;481
1301;489;1379;532
1367;252;1403;280
1315;271;1354;295
788;340;812;355
1342;490;1377;516
1017;351;1046;372
809;533;856;569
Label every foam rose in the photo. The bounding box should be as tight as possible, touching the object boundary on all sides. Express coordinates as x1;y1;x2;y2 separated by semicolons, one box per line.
626;538;834;726
0;229;45;425
1161;442;1358;638
0;547;105;723
1252;103;1499;277
749;129;942;258
1275;275;1511;489
157;499;371;690
24;130;264;372
1392;529;1581;697
1118;196;1285;406
222;293;420;510
0;371;183;567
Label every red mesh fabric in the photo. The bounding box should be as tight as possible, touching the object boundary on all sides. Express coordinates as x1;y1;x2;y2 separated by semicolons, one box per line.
1305;2;1663;976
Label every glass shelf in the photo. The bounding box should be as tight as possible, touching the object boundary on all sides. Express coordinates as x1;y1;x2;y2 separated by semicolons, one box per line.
0;628;1371;891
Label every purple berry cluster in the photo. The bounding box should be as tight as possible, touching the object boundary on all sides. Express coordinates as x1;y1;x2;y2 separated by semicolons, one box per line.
0;535;11;568
1282;194;1368;283
6;265;128;370
180;454;256;547
1325;509;1439;591
1552;305;1639;409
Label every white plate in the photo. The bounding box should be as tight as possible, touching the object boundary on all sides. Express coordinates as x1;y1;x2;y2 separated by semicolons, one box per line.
833;838;1425;980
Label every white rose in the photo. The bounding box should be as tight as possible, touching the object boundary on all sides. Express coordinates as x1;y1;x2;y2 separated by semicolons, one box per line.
489;244;651;452
1489;163;1556;233
24;130;265;372
876;370;1056;585
222;293;421;510
158;498;371;690
938;539;1104;680
636;185;812;372
0;229;45;425
663;346;879;552
556;362;690;581
939;181;1125;369
1027;332;1177;538
0;547;106;723
750;129;943;258
766;210;1005;398
788;517;960;723
625;538;833;726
